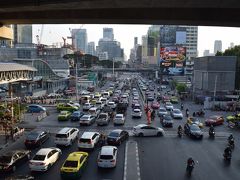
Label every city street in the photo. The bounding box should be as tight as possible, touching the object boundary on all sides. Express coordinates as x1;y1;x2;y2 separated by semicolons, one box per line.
1;75;240;180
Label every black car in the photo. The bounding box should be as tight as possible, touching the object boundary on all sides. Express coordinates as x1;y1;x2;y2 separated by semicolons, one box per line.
25;130;49;148
161;115;173;127
107;129;129;145
184;124;203;139
0;150;31;172
147;96;154;101
69;111;84;121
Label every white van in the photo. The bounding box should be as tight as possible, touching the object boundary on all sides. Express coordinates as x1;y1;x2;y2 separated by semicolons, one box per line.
54;127;79;146
78;132;100;150
103;92;110;99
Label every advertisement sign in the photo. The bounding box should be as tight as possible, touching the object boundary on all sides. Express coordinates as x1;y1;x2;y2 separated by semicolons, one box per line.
160;46;186;75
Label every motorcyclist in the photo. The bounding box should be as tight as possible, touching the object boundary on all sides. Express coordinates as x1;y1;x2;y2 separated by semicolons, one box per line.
181;103;184;110
151;110;156;121
209;125;214;133
186;109;189;118
178;125;183;136
192;112;196;117
186;157;195;174
228;134;235;147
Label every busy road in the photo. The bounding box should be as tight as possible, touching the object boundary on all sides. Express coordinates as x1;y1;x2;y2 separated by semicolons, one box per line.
1;73;240;180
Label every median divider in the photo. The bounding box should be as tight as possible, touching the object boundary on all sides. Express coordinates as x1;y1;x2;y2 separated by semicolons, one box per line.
37;111;47;122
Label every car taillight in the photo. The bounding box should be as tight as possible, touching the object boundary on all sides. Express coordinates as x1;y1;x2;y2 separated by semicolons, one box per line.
3;165;10;169
39;162;45;166
88;140;92;144
97;159;102;162
110;159;115;163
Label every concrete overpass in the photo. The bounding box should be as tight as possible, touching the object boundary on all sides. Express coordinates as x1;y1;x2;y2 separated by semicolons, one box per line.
0;0;240;26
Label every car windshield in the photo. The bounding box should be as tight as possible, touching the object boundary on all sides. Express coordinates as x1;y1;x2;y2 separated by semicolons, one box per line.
0;156;12;163
210;116;218;120
174;110;181;113
159;109;166;112
191;125;200;131
164;116;172;120
99;114;107;118
109;132;120;137
72;112;80;116
63;160;78;168
81;116;90;120
116;115;122;118
27;133;39;140
56;134;68;138
33;155;46;161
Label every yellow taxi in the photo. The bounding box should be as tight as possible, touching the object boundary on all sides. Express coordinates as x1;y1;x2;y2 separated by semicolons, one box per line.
187;117;204;128
90;99;97;105
60;152;88;179
108;90;113;96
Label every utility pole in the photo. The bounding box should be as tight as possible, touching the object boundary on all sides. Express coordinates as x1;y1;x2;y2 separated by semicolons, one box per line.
75;63;78;101
112;59;115;78
213;75;218;104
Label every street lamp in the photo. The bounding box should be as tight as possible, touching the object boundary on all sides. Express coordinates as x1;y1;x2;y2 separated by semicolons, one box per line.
75;62;78;101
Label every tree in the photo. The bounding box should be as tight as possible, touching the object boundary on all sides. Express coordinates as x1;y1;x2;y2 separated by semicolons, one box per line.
216;45;240;57
176;83;187;93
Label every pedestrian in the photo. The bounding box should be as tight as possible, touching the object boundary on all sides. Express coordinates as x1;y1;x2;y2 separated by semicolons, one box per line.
186;108;189;118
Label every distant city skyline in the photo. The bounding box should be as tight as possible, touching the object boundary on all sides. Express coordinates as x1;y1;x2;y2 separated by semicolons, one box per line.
32;25;240;59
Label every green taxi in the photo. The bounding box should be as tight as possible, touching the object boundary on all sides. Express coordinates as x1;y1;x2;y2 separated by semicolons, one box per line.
58;111;71;121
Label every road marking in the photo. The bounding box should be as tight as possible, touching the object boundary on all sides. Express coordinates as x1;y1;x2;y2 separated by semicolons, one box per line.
124;140;141;180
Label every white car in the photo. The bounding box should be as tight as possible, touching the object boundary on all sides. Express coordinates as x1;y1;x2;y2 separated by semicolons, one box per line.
82;103;93;111
69;101;81;108
79;115;95;125
97;146;118;168
132;109;142;118
114;114;125;125
158;107;168;117
107;101;117;109
171;109;183;119
133;124;165;137
165;102;174;111
96;101;104;110
78;132;100;150
29;147;61;172
100;97;109;105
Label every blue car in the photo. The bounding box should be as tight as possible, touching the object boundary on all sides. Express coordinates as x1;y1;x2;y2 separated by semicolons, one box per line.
27;104;46;113
70;111;84;121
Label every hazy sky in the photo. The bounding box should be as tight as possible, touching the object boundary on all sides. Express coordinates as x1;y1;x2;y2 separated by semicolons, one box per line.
33;24;240;58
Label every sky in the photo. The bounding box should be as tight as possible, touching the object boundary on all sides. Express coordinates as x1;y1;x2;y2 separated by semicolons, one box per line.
32;24;240;59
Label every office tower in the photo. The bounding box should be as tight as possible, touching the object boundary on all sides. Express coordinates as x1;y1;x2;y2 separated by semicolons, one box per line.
214;40;222;54
203;50;210;56
87;42;96;56
103;28;114;41
72;29;87;52
13;24;32;44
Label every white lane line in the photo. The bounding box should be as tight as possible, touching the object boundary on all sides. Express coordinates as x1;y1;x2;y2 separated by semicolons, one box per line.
135;142;141;180
123;141;129;180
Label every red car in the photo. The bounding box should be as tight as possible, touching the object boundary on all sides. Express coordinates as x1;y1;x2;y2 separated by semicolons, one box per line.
205;115;224;126
162;96;170;103
151;102;160;109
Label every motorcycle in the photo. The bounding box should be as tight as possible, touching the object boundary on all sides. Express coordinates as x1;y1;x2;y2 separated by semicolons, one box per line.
186;164;194;176
228;139;235;149
209;130;215;138
223;152;231;162
178;129;183;138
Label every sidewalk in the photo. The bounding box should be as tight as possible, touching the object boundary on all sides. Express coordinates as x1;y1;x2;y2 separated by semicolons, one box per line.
0;134;25;154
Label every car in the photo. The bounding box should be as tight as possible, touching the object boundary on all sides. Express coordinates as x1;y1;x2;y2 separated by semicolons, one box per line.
205;115;224;126
114;114;125;125
132;100;139;108
29;147;61;172
170;96;179;104
88;107;101;117
68;101;81;108
107;129;129;145
25;130;49;148
97;146;118;168
165;102;174;111
161;115;174;127
60;152;88;179
57;103;79;112
158;107;168;117
133;96;139;101
0;150;31;172
58;111;71;121
107;101;117;109
96;113;110;126
161;85;167;89
162;96;170;103
184;123;203;139
27;104;46;113
147;96;154;102
78;132;100;150
133;103;141;110
82;103;93;111
112;96;119;103
100;97;109;105
187;117;204;128
55;128;79;146
69;111;84;121
79;115;95;126
151;102;160;109
149;86;154;91
170;109;183;119
133;124;165;137
96;101;104;110
132;109;142;118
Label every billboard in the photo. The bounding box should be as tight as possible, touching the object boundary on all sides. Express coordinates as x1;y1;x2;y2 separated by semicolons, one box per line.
160;46;186;75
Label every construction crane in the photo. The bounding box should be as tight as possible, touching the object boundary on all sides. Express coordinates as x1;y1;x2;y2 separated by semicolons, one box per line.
67;24;84;51
36;25;45;55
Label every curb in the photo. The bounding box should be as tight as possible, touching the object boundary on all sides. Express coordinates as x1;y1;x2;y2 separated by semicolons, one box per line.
0;143;9;150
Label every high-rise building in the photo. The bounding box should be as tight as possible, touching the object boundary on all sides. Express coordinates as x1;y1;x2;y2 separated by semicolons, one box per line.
87;42;96;56
97;40;123;60
134;37;138;48
13;25;32;44
203;50;210;56
229;42;234;49
72;29;87;53
214;40;222;54
103;28;114;41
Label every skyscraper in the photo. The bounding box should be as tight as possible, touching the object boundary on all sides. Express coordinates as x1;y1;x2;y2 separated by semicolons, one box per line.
103;28;114;41
13;25;32;44
214;40;222;54
87;42;96;56
203;50;210;56
72;29;87;52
